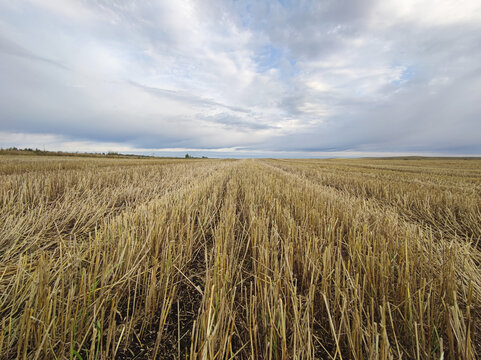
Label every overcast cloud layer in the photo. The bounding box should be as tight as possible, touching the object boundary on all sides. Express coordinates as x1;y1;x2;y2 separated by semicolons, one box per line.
1;0;480;157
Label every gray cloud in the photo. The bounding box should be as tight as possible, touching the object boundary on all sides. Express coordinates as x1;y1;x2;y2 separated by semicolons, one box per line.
128;81;251;114
0;35;70;70
0;0;480;156
201;112;276;131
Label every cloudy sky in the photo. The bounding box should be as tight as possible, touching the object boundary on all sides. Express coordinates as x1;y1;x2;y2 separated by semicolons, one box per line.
1;0;480;157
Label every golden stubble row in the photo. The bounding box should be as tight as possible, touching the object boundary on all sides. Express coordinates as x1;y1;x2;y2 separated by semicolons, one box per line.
0;156;480;359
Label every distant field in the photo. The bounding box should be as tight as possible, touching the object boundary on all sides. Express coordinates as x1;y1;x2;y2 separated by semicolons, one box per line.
1;156;480;359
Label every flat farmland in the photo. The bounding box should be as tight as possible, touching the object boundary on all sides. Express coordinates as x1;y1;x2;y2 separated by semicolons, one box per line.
1;156;480;359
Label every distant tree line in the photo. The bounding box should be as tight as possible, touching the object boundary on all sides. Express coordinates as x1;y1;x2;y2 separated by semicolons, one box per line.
0;147;152;158
185;153;208;159
0;147;210;159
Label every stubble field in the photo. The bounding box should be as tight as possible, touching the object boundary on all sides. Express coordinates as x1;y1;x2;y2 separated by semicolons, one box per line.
1;155;480;359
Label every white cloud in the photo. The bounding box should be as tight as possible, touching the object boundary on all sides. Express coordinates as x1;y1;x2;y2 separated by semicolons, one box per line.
0;0;480;156
374;0;481;27
25;0;99;22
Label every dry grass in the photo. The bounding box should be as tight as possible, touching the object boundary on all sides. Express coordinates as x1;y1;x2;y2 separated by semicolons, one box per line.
0;156;480;359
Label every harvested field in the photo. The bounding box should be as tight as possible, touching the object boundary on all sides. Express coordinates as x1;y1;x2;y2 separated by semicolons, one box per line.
1;155;480;359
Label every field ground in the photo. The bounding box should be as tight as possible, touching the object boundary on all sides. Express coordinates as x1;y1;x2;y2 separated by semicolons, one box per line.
1;155;480;359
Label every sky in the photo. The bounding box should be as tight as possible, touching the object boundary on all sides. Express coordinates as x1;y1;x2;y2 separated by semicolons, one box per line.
0;0;480;158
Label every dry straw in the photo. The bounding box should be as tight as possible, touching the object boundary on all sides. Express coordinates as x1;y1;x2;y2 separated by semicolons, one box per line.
0;156;480;359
